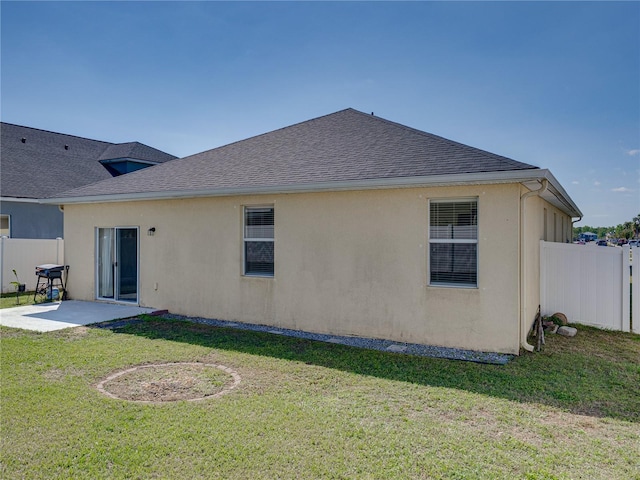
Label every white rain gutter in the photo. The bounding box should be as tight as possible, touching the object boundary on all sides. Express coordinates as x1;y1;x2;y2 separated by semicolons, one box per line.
41;169;582;218
0;197;40;203
519;178;548;352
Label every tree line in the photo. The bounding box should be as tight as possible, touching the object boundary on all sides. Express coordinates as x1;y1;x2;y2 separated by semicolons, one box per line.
573;212;640;241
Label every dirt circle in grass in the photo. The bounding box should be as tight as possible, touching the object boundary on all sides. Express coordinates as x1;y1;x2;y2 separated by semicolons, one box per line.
96;363;241;403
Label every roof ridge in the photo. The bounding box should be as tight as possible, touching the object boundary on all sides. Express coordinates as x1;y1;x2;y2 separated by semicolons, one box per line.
181;108;357;159
100;140;178;160
346;109;535;169
2;122;176;161
1;121;114;146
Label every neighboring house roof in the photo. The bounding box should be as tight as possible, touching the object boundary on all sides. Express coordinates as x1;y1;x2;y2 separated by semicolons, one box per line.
97;142;175;163
0;122;177;199
43;108;582;217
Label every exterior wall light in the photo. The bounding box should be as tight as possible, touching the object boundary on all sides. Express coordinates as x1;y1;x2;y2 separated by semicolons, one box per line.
147;227;156;236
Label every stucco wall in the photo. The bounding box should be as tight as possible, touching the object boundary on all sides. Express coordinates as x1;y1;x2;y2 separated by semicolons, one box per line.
64;184;523;353
520;189;572;341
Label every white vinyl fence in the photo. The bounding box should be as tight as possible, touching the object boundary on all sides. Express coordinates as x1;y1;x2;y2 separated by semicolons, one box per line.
540;241;639;334
0;237;64;293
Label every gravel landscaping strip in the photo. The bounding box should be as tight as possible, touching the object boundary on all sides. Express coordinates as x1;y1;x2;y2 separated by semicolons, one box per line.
96;314;512;364
148;314;513;365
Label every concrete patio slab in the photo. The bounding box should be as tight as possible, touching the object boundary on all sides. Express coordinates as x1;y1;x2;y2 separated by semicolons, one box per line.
0;301;156;332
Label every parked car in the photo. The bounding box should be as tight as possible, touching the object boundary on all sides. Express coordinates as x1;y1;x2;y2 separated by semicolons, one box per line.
629;240;639;247
596;240;608;246
617;238;628;246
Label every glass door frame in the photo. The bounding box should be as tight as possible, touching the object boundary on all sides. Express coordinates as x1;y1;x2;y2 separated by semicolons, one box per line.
95;226;140;304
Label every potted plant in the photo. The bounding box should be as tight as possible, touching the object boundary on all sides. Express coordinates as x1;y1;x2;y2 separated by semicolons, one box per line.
10;269;26;305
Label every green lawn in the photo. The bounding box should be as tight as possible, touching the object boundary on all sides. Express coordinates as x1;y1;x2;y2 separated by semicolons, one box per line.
0;291;38;309
1;318;639;479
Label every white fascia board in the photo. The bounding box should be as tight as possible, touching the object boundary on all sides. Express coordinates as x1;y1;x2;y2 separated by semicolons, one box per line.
1;196;41;204
41;168;582;217
526;170;583;218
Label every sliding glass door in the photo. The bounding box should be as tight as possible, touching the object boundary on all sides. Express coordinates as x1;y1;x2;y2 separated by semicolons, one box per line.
97;227;138;303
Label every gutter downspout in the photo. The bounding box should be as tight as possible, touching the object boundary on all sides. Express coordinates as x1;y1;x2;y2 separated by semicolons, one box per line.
520;179;548;352
0;236;4;294
571;216;583;241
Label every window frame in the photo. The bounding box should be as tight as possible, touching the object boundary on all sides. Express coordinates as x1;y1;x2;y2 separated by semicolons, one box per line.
0;214;10;237
242;205;275;277
428;197;478;288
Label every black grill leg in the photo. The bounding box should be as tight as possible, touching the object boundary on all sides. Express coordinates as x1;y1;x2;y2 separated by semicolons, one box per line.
34;276;44;302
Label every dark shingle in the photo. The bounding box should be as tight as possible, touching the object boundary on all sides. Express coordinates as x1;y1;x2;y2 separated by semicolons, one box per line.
49;109;539;199
0;123;176;198
98;142;177;163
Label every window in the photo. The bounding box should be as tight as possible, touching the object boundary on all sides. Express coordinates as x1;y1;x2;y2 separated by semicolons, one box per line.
100;159;157;176
243;206;274;276
429;199;477;287
0;215;10;237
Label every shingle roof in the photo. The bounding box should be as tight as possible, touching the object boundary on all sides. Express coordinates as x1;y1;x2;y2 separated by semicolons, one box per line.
97;142;175;163
0;123;176;198
49;108;539;200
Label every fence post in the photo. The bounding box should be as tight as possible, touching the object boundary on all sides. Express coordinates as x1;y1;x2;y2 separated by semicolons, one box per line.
540;240;547;317
56;237;63;265
633;247;640;335
622;245;631;332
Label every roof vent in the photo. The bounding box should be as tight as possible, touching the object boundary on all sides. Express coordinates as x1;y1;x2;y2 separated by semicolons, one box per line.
21;137;26;143
64;145;69;150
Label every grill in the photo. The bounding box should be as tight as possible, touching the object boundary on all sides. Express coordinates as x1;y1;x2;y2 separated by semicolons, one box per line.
34;264;68;301
35;264;64;278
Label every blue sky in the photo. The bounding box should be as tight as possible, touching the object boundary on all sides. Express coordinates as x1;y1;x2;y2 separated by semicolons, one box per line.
2;1;638;227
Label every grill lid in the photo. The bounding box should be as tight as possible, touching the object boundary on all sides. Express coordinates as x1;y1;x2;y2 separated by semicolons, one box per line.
35;264;65;277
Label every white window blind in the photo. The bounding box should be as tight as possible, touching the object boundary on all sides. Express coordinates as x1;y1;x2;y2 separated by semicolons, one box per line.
244;206;274;276
429;199;478;287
